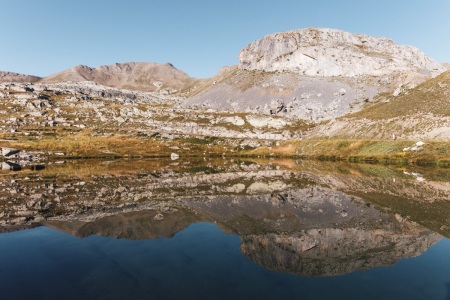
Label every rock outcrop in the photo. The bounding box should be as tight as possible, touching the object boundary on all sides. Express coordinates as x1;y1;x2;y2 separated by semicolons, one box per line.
238;28;445;77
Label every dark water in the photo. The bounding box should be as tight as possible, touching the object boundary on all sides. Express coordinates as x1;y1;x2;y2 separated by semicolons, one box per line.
0;158;449;299
1;224;450;300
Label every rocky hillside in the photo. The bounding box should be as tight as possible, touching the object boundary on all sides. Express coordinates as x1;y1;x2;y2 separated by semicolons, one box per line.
184;28;446;121
41;62;197;95
0;81;310;154
314;70;450;140
1;27;449;152
0;71;41;83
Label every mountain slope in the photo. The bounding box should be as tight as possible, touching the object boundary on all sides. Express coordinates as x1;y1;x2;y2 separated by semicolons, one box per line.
41;62;197;95
0;71;41;83
183;28;446;121
313;70;450;140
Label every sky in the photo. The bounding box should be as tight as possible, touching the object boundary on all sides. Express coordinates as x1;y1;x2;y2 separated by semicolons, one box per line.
1;0;449;78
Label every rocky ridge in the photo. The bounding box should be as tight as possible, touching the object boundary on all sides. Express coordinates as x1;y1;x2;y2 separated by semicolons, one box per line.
0;71;41;83
40;62;196;95
313;70;450;140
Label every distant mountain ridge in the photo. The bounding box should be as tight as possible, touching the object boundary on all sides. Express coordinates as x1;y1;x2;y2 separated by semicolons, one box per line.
0;71;41;83
40;62;195;95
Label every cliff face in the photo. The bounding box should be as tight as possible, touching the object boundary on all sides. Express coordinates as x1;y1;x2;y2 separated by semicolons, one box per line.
238;28;445;77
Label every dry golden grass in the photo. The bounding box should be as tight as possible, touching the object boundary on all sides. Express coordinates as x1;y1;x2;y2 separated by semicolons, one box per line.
350;70;450;119
240;138;450;166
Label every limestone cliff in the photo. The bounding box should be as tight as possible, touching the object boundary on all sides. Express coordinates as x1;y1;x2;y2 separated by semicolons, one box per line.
238;28;445;77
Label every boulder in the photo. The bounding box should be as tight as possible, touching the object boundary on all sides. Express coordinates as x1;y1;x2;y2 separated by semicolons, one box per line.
2;147;20;157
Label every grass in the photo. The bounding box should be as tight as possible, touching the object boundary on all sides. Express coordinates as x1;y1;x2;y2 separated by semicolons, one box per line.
350;70;450;120
238;138;450;166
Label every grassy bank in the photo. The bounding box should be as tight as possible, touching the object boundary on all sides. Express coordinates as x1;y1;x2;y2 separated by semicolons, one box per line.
245;139;450;167
2;130;450;167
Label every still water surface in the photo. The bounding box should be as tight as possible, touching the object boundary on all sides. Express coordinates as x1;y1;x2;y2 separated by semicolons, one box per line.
0;158;449;299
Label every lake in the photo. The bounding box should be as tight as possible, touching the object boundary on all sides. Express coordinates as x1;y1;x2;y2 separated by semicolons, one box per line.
0;158;449;300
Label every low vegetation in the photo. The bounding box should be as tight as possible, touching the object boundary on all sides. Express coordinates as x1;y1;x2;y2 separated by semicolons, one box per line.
242;139;450;167
351;70;450;119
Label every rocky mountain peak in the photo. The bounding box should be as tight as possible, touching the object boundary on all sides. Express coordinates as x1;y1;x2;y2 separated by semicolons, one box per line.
41;62;194;94
238;28;445;77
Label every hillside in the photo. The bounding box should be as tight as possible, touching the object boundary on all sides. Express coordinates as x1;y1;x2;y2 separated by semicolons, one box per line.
183;28;446;121
352;70;450;119
41;62;198;95
0;71;41;83
313;70;450;140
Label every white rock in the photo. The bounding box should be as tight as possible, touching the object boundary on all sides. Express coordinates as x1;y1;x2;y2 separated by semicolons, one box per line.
246;115;288;129
225;183;246;193
238;28;445;77
220;116;245;126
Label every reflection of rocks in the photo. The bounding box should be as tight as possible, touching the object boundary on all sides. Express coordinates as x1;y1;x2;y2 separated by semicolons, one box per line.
181;186;383;235
2;161;21;171
181;184;442;277
45;208;200;240
0;159;448;278
1;147;39;163
241;223;441;277
0;168;301;227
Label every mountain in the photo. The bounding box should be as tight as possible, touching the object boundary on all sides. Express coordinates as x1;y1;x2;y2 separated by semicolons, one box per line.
41;62;197;95
0;71;41;83
238;28;444;77
1;27;449;146
183;28;446;121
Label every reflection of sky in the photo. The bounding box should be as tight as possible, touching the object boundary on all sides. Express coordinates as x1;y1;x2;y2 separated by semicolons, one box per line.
0;223;449;300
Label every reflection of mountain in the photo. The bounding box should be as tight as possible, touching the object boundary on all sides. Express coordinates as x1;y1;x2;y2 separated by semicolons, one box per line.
0;159;448;277
180;186;442;277
46;208;200;240
241;225;440;277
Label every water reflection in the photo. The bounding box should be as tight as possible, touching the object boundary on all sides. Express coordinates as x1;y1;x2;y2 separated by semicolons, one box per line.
1;158;448;278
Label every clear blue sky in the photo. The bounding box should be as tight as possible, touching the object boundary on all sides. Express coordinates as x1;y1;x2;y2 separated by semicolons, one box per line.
1;0;449;78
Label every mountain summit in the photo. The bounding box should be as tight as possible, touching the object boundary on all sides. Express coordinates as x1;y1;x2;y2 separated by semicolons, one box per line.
41;62;194;94
238;28;445;77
